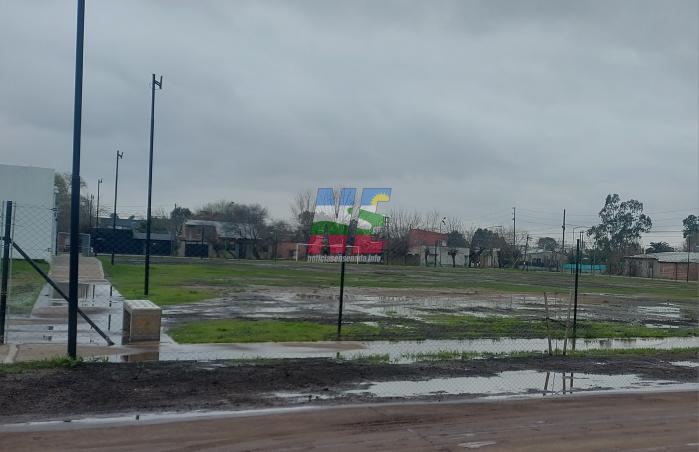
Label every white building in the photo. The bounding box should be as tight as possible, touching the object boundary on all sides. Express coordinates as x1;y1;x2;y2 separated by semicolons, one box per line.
0;164;55;260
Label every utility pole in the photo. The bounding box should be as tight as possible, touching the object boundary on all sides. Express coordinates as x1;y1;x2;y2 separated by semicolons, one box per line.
88;194;94;229
111;150;123;265
572;238;581;351
523;234;529;271
145;74;163;296
688;237;691;282
68;0;86;359
95;178;102;230
512;207;516;268
561;209;566;271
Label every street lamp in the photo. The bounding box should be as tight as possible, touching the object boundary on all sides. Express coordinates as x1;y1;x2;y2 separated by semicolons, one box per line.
145;74;163;296
435;217;446;267
111;150;123;265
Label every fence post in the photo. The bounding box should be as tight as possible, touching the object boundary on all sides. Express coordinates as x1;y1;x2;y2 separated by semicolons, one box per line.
337;252;346;340
0;201;13;344
572;239;581;351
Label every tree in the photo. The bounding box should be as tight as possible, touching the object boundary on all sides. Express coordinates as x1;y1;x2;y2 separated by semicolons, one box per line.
446;230;467;247
682;215;698;238
469;228;508;267
385;208;422;264
537;237;558;251
448;248;459;267
587;194;652;273
290;190;314;233
170;206;192;236
646;241;674;253
54;173;92;233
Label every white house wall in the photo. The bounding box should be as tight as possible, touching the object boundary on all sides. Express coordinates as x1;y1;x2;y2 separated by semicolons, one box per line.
0;164;55;260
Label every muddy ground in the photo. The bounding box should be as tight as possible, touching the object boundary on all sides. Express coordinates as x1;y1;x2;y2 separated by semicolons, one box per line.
161;285;699;336
0;351;696;423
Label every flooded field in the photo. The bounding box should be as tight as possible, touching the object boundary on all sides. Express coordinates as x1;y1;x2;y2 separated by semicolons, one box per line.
162;286;699;329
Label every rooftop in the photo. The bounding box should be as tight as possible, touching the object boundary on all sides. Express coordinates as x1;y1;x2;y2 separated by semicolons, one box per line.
627;252;699;264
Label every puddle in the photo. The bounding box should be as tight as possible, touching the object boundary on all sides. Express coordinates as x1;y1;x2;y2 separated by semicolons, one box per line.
165;290;698;329
670;361;699;368
100;336;699;363
345;370;699;399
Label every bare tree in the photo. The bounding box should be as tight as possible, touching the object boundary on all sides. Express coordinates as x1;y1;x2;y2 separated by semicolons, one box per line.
290;190;314;228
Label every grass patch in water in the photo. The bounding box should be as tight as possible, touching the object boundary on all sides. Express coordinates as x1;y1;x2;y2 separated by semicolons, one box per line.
168;319;388;343
429;314;699;339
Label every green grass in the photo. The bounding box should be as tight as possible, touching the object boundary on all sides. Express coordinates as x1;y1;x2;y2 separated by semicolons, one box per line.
168;315;697;344
4;260;47;315
0;356;83;374
429;314;699;339
101;259;221;305
399;347;699;362
168;319;388;343
100;257;698;306
565;346;699;358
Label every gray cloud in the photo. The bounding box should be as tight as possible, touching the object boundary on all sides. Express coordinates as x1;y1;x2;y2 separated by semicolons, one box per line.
0;0;696;246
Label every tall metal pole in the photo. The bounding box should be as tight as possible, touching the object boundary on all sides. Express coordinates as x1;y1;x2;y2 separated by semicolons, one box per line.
512;207;516;268
687;237;691;282
561;209;566;271
572;238;581;351
95;178;102;229
0;202;13;344
68;0;86;359
88;194;93;229
145;74;162;296
111;150;123;265
337;250;346;340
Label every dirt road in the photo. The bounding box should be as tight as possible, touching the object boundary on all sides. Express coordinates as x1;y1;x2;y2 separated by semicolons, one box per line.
1;391;697;451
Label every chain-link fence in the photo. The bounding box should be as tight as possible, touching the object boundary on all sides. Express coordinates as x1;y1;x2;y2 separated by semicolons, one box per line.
1;199;697;399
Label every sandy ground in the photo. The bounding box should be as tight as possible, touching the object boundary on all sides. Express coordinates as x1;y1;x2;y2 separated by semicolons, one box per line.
1;391;697;451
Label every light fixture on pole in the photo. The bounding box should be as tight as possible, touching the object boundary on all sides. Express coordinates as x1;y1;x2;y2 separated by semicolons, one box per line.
145;74;163;296
111;150;123;265
95;178;102;229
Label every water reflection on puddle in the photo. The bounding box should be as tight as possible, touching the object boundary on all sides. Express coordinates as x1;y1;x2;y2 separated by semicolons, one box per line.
345;370;699;398
102;336;699;363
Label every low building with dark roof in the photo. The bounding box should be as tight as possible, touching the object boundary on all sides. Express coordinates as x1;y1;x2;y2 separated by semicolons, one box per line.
623;252;698;281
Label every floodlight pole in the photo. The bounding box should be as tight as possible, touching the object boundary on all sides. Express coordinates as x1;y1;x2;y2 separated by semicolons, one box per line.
68;0;86;359
145;74;162;296
572;238;581;351
111;150;123;265
95;178;102;230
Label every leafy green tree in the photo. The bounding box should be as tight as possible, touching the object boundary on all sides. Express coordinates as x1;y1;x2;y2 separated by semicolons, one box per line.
537;237;558;251
646;241;674;253
587;194;652;272
446;230;467;247
682;215;698;238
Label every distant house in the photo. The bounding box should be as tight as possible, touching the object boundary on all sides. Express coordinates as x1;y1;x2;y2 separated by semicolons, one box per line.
91;228;173;256
523;248;560;269
623;252;698;281
478;248;500;268
96;215;138;230
404;229;448;266
180;219;257;258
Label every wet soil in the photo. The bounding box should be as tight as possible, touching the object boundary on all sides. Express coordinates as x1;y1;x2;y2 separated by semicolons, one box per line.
162;286;699;331
0;350;696;423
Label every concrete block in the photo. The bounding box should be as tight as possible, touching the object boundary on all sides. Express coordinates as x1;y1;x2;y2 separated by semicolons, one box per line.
122;299;161;343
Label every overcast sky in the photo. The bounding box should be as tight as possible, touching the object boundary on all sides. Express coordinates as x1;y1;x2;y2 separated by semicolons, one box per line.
1;0;697;246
